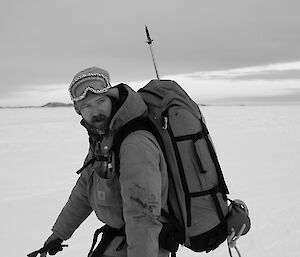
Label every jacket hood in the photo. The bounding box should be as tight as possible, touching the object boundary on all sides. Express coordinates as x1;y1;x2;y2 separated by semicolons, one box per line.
108;84;147;131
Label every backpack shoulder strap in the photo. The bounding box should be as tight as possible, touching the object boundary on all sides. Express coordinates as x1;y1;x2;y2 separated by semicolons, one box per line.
112;116;181;218
112;117;159;175
112;117;184;251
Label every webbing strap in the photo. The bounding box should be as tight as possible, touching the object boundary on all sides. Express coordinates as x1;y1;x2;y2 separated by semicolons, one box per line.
161;209;184;235
189;186;221;198
88;226;106;257
199;119;229;195
76;155;109;174
88;225;125;257
173;130;208;142
76;157;96;174
190;186;227;225
112;117;157;175
211;191;227;224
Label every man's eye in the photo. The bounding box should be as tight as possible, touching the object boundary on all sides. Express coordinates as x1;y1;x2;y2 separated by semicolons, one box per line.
81;104;89;109
97;98;105;103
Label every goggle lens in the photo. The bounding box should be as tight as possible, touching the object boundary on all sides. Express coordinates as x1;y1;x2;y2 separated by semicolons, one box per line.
69;73;111;102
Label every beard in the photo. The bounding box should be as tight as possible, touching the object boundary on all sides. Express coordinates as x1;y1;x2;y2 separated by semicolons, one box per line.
89;113;110;132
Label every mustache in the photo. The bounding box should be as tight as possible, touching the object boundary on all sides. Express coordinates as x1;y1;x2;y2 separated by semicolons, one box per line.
91;114;108;123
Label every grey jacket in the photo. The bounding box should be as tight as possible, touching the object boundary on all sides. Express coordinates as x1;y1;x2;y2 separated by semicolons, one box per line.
52;84;169;257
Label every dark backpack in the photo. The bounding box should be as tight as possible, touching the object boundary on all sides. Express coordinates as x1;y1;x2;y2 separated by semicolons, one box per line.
80;79;250;257
113;80;245;254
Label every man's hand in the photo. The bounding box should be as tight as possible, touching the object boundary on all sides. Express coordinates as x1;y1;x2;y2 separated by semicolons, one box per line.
39;233;65;257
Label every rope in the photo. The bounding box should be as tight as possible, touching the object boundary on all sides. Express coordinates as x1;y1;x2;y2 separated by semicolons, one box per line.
228;244;242;257
227;223;246;257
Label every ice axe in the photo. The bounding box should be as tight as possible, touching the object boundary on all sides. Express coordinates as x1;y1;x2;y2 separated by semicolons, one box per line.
145;25;160;80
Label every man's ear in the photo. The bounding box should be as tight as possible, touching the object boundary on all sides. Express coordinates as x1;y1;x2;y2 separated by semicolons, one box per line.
74;102;81;115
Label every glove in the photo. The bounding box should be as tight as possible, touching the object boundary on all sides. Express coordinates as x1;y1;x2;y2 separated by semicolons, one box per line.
40;233;66;257
27;234;67;257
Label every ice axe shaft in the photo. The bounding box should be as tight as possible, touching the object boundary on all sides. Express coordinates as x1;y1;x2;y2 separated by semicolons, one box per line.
145;25;160;80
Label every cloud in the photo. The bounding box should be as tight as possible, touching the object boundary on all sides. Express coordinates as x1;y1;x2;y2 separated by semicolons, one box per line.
1;61;300;107
187;61;300;81
163;62;300;104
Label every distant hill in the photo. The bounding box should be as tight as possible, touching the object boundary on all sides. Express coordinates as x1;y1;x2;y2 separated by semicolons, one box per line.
0;102;73;108
41;102;73;108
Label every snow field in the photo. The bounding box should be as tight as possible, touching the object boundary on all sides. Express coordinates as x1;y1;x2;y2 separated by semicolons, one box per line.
0;105;299;257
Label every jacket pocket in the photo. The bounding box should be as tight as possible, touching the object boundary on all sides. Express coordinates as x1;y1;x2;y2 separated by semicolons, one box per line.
92;173;124;227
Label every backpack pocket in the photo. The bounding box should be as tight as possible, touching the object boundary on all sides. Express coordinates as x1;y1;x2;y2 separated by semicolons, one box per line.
193;139;219;190
166;105;228;230
167;105;208;192
189;220;227;252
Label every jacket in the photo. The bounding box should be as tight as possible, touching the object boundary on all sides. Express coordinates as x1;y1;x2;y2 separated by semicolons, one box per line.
52;84;169;257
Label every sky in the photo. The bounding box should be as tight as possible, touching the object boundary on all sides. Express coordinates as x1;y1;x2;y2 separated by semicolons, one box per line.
1;0;300;106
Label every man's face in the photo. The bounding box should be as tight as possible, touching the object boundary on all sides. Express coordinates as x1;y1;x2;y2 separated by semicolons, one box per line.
76;92;113;133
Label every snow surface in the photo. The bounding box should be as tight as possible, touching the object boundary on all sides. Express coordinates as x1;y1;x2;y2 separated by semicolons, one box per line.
1;105;299;257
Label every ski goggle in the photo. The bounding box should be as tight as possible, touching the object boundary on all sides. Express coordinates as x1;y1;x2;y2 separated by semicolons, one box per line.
69;72;111;102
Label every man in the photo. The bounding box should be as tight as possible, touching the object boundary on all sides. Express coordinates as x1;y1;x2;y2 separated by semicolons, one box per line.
41;67;169;257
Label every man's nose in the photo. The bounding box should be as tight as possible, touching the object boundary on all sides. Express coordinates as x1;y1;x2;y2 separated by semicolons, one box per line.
91;103;104;116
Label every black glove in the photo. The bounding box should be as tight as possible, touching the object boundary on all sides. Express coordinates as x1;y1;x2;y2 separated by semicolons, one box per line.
27;236;67;257
45;238;64;255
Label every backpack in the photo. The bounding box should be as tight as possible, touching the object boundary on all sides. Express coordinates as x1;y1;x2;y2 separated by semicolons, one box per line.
84;79;250;257
113;79;250;255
